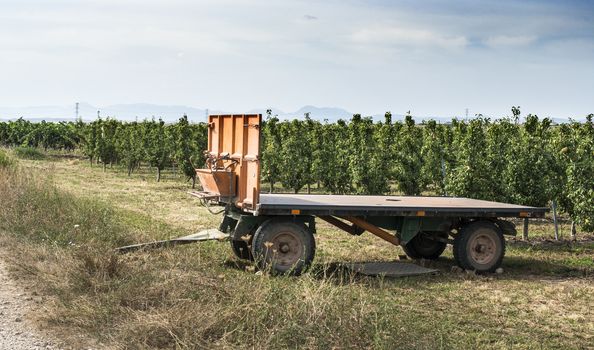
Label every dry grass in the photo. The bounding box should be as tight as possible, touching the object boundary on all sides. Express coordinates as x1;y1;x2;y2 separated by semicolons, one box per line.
0;148;14;168
0;153;592;349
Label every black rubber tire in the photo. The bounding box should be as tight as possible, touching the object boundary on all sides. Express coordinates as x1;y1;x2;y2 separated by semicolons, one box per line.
402;232;447;260
251;219;315;276
230;239;253;261
453;221;505;273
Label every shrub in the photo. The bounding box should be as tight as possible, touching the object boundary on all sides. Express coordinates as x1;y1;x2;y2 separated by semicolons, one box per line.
13;146;46;160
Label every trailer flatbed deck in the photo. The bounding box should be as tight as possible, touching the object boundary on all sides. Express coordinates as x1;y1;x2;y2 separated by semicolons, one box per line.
257;194;547;218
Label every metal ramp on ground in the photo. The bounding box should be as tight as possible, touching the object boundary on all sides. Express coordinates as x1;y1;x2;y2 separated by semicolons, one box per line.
345;261;438;277
116;229;229;253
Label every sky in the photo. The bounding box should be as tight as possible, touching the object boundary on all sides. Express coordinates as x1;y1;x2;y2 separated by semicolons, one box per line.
0;0;593;119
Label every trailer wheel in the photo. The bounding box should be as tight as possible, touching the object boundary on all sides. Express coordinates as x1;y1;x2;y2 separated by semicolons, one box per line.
251;219;315;275
453;221;505;273
230;239;253;261
402;232;447;260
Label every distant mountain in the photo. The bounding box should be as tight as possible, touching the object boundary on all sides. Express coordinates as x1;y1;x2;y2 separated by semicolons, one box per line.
0;105;76;121
0;103;582;124
246;108;286;117
246;106;352;122
98;103;213;122
0;103;217;123
0;103;362;123
261;106;400;123
293;105;351;121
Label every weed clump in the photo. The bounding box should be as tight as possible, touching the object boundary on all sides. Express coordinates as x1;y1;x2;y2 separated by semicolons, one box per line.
0;149;14;168
13;146;46;160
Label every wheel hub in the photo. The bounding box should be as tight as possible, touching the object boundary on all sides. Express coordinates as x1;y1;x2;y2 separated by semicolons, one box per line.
279;243;290;253
469;233;496;264
268;232;303;267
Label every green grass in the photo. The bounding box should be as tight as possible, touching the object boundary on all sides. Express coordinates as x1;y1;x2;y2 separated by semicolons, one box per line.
0;170;128;247
0;155;592;349
12;146;46;160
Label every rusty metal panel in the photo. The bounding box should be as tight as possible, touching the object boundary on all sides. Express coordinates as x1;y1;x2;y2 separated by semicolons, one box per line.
242;114;261;208
195;169;235;197
208;116;220;156
232;116;244;159
222;115;234;155
205;114;261;210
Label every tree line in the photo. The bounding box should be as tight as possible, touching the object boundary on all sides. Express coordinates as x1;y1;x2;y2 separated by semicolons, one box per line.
0;116;207;185
0;110;592;231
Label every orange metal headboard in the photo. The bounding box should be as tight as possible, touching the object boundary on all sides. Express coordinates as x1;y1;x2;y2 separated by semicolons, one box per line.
206;114;261;210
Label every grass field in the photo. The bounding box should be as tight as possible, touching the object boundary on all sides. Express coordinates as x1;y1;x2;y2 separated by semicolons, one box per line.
1;150;593;349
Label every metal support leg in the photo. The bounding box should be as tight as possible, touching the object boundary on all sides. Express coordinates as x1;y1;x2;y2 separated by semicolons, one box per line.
342;216;400;246
552;200;559;241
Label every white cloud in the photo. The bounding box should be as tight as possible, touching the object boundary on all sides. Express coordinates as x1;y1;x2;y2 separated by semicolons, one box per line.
351;26;468;50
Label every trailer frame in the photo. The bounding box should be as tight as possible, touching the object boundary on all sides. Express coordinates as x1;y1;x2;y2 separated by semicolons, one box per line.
185;114;548;274
127;113;549;275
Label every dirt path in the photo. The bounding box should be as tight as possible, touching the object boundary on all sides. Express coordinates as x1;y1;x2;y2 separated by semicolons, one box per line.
0;258;60;350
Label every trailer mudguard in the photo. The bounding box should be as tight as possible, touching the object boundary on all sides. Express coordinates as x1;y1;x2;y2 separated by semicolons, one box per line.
397;217;454;244
229;215;267;240
494;219;517;236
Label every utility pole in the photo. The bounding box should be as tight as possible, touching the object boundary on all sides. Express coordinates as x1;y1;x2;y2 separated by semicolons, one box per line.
97;110;100;119
75;102;79;119
465;108;469;119
205;108;209;120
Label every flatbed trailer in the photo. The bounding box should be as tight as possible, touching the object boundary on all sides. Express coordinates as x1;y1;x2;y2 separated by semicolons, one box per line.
122;114;548;275
256;194;544;218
